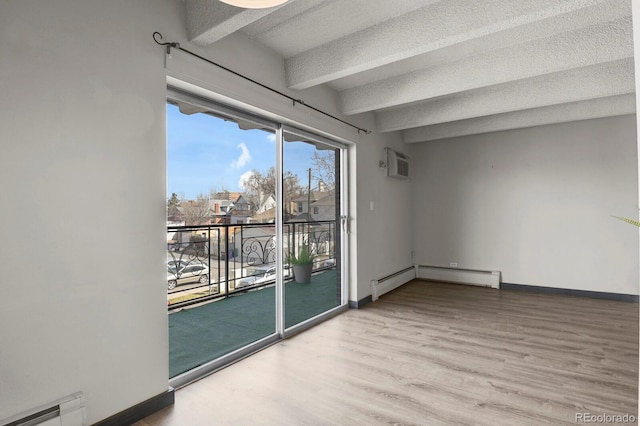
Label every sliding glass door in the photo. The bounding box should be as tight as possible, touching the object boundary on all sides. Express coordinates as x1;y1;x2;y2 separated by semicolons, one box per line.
166;88;348;385
166;94;278;380
282;129;343;331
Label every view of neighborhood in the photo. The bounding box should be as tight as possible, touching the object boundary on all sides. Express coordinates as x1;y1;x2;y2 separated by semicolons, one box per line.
166;102;340;308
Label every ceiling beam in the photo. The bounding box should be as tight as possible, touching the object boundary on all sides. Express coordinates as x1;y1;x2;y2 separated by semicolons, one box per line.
284;0;625;90
241;0;441;57
340;17;632;115
376;58;635;132
184;0;288;46
402;94;636;143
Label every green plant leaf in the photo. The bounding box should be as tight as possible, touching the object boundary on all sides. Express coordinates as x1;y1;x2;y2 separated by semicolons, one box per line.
613;215;640;228
286;245;316;265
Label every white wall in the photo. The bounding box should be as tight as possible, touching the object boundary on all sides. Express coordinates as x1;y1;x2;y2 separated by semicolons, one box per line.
0;0;414;422
0;0;182;423
411;115;639;295
352;130;415;300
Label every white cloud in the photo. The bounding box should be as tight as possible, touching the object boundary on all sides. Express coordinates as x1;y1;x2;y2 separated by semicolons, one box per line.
267;134;276;143
238;170;255;191
231;142;252;168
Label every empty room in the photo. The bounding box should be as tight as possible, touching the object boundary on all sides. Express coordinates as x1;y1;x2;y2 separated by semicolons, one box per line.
1;0;638;425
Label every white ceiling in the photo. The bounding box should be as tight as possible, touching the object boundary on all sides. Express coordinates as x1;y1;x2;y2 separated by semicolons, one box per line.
182;0;635;142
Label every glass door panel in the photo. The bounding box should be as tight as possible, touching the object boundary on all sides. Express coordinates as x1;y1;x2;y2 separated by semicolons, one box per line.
282;130;342;329
166;98;277;378
166;90;348;383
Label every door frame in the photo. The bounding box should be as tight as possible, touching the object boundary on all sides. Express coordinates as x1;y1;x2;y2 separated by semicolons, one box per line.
167;87;350;388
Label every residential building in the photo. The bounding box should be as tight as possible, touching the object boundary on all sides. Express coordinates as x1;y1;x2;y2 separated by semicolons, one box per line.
229;194;251;224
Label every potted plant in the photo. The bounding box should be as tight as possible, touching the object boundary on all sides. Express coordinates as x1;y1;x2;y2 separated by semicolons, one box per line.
287;245;315;283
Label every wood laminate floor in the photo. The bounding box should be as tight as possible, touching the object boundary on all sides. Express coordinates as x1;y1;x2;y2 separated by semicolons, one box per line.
136;281;639;425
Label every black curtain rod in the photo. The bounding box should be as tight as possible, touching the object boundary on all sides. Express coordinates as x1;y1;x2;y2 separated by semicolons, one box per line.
153;32;370;135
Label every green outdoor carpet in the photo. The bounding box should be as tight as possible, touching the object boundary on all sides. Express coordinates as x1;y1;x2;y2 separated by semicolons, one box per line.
169;269;340;378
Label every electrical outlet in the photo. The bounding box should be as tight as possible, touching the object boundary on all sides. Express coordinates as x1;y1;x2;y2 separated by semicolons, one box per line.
449;262;458;268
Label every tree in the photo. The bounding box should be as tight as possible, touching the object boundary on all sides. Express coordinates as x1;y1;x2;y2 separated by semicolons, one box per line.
167;193;180;209
311;150;336;190
181;194;211;226
241;168;276;204
282;171;304;217
241;167;304;215
167;192;181;218
168;192;180;205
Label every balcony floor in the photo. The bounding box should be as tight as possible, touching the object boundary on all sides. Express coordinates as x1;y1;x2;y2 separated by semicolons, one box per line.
169;269;340;378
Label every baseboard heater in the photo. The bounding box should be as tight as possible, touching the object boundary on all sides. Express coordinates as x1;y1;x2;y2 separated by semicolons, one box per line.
417;265;501;289
371;266;417;301
3;393;85;426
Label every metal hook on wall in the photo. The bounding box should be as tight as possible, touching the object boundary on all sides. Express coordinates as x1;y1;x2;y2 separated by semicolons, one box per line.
153;32;180;55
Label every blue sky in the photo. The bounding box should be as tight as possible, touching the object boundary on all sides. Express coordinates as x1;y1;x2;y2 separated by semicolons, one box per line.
167;104;317;199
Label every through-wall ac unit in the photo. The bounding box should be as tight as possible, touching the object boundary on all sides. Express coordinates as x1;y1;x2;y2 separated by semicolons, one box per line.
385;147;410;180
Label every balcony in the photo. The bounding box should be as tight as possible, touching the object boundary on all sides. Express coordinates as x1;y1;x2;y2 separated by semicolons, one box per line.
166;220;341;378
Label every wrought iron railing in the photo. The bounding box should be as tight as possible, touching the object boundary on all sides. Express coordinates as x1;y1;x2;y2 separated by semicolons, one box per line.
166;220;336;310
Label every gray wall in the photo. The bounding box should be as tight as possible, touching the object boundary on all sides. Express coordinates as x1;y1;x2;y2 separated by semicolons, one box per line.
411;115;639;295
0;0;183;423
353;132;415;300
0;0;414;422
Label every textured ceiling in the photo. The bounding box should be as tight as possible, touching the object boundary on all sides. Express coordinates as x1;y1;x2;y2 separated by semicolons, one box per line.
183;0;635;142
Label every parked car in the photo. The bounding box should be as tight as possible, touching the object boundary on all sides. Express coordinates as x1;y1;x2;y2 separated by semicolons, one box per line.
167;259;188;270
168;261;209;290
323;258;336;267
235;265;291;289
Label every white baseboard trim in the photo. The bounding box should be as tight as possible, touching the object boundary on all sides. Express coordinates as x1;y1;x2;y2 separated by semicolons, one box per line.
416;265;501;289
371;266;417;301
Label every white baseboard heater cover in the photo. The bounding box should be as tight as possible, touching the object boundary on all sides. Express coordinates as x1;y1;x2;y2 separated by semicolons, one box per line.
3;393;85;426
417;265;501;289
371;266;417;301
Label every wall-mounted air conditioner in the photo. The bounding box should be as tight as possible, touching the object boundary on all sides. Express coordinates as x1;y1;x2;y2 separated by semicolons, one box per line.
384;147;411;180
